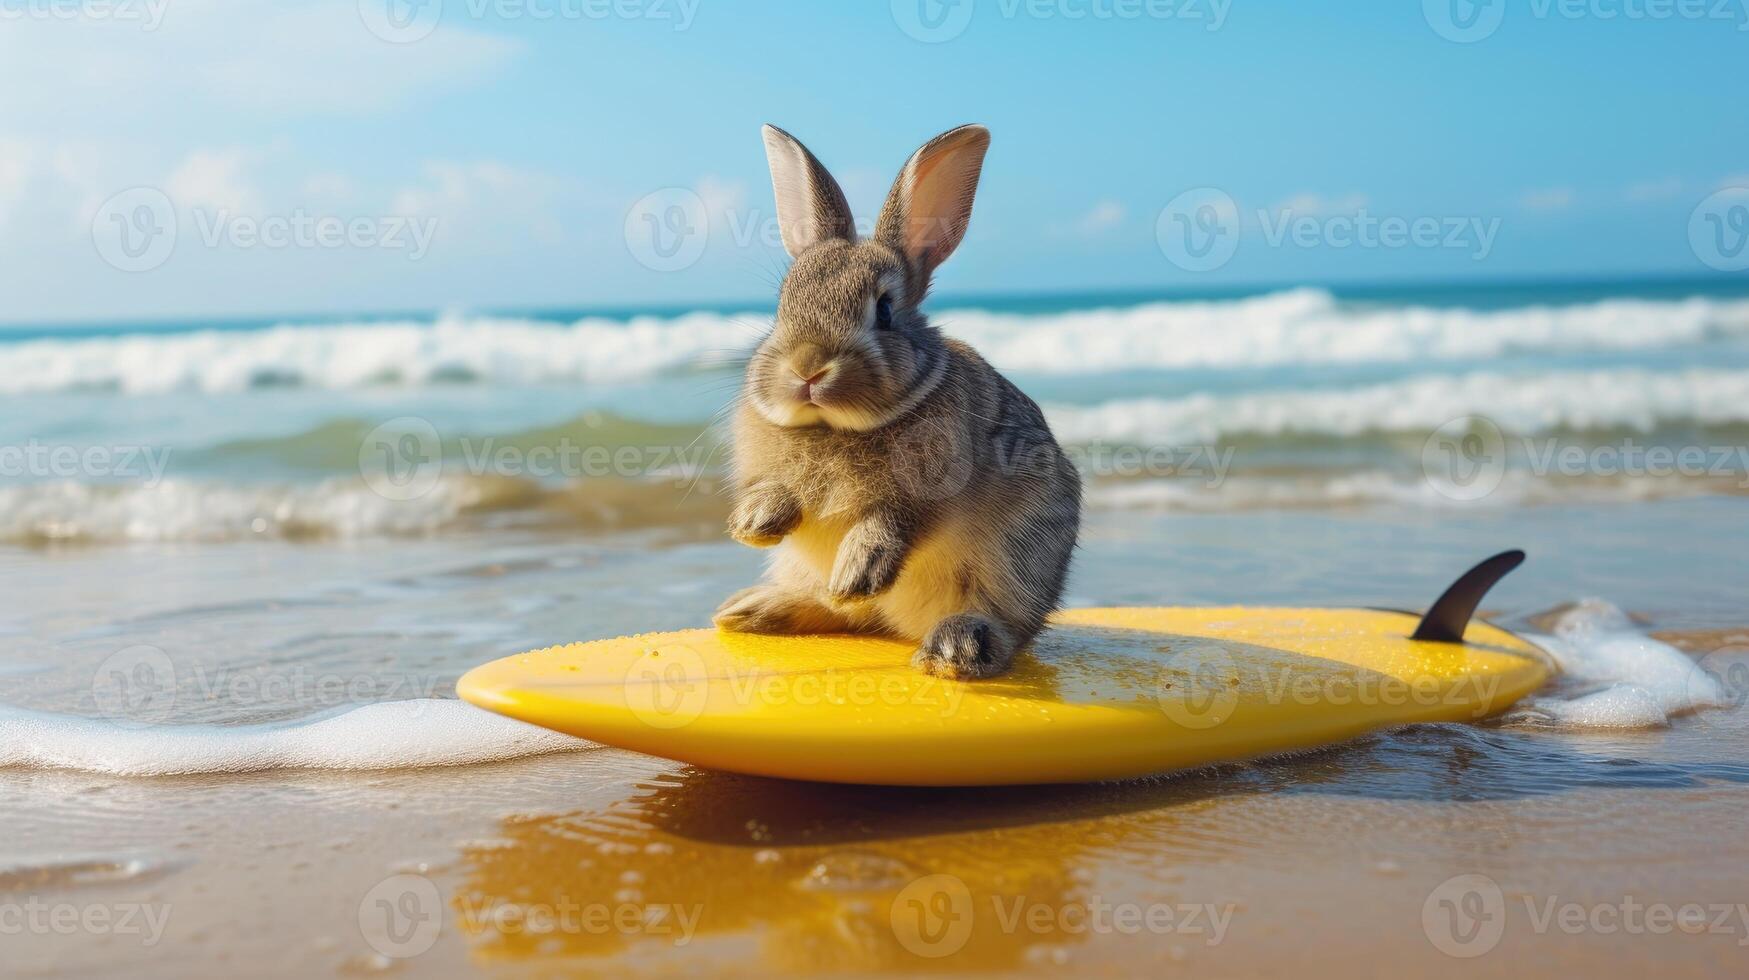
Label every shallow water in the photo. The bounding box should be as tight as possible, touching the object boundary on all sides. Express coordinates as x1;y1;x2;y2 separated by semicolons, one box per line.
3;499;1747;977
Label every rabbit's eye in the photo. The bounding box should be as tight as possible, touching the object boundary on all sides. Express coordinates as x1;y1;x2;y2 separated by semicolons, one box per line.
874;295;894;331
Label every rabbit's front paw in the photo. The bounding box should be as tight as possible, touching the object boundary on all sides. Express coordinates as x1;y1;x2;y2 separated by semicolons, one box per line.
827;517;908;604
912;614;1015;679
727;485;801;547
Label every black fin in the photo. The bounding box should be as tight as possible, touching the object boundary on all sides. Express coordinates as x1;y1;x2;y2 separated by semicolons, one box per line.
1411;550;1526;643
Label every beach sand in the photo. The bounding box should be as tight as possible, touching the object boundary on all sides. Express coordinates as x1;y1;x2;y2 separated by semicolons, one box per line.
4;499;1747;977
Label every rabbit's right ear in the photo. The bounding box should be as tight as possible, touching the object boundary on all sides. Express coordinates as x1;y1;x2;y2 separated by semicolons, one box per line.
762;124;856;258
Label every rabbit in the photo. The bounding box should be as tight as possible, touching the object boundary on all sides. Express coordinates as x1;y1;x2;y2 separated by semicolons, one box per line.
711;123;1081;679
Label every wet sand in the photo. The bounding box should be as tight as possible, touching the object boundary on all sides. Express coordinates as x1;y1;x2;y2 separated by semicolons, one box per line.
3;499;1747;977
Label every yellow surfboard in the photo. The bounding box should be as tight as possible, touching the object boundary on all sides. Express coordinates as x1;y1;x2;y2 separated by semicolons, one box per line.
458;599;1551;786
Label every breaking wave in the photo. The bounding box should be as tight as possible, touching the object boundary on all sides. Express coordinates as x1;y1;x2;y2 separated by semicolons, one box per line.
5;290;1749;393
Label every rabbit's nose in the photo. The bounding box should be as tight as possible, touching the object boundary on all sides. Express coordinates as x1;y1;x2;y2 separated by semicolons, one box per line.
792;366;831;385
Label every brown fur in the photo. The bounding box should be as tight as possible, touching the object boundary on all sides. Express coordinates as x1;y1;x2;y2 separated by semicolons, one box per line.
715;124;1081;679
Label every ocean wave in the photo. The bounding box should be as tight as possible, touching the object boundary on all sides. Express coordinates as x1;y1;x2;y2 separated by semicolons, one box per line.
1044;367;1749;445
0;473;731;545
0;476;492;544
4;290;1748;394
1085;470;1747;512
950;289;1749;374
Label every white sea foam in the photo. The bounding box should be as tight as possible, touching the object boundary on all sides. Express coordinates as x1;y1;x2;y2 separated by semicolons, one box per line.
1043;367;1749;445
1082;470;1732;512
1514;599;1731;729
3;290;1748;393
0;699;587;776
949;289;1749;374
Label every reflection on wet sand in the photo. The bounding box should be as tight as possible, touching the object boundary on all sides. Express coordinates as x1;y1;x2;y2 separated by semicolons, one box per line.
456;699;1749;975
456;765;1256;972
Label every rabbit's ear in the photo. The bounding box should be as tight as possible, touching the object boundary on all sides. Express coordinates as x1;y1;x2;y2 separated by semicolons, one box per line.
762;124;856;257
875;124;990;293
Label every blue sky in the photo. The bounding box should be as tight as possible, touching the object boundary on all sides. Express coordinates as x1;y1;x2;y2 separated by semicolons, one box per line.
1;0;1746;323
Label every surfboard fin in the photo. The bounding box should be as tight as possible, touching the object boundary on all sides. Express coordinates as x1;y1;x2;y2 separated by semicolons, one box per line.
1411;550;1526;643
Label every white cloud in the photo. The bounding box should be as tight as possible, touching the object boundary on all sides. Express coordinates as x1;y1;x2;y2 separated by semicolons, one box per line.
0;1;520;123
392;160;571;247
1273;192;1370;216
166;149;262;215
1076;200;1125;235
301;172;359;201
1519;187;1576;211
0;140;39;232
695;175;750;234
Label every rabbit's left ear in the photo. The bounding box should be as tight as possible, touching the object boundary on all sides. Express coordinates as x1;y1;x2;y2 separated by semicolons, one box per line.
875;124;990;296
